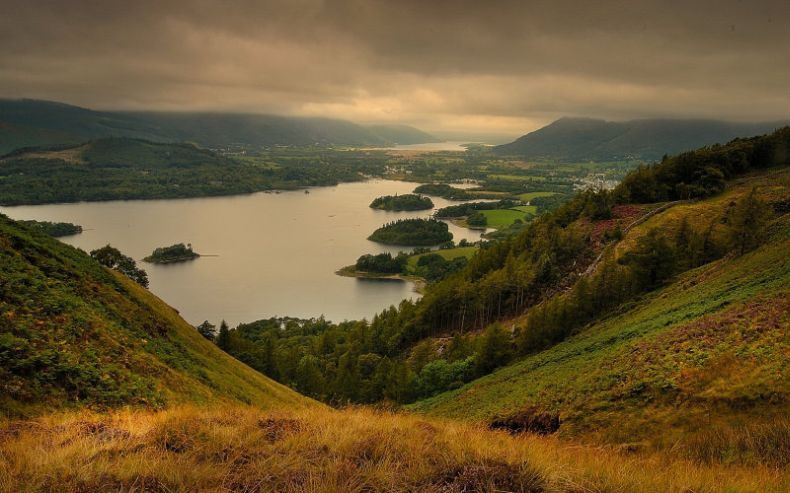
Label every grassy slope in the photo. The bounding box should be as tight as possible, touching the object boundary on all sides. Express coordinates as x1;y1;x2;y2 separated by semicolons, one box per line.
518;191;557;202
480;209;532;228
411;171;790;449
0;215;310;417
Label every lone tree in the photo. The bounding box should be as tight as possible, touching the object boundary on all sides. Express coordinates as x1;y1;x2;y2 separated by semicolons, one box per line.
196;320;216;341
216;320;231;350
729;188;773;256
90;244;149;288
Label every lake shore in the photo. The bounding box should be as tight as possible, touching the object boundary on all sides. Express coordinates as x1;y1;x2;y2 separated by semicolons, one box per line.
335;265;427;294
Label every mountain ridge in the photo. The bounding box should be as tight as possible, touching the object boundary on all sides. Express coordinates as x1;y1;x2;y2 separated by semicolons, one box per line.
495;117;790;161
0;99;437;154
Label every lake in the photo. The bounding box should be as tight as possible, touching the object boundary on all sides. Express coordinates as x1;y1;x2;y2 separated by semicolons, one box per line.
1;180;488;326
379;141;473;151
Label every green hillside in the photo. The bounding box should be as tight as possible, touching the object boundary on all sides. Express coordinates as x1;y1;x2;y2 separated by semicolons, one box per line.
0;214;311;417
411;173;789;457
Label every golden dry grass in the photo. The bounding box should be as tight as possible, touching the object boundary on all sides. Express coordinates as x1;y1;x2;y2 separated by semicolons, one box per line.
1;405;786;492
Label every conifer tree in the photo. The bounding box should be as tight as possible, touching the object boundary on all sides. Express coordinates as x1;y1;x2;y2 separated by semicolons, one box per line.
729;188;772;255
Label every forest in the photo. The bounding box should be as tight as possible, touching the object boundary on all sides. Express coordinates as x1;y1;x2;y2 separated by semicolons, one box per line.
412;183;475;200
367;218;453;246
369;193;433;211
353;250;470;283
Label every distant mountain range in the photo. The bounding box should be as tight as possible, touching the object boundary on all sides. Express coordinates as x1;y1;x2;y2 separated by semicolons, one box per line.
0;99;437;154
494;117;790;162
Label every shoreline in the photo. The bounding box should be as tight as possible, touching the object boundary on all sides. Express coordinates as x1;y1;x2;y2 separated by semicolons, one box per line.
447;217;487;231
335;265;427;294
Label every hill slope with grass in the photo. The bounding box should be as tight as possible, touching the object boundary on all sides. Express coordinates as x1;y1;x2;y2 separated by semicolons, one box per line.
0;215;311;417
494;117;789;161
411;170;790;460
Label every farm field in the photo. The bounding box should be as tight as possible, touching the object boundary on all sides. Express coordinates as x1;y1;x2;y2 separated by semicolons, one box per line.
517;191;558;202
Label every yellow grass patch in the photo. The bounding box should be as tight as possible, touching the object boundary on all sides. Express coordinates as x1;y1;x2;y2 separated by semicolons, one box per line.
1;405;786;492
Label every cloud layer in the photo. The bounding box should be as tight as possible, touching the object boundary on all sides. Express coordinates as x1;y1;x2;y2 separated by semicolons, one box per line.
1;0;789;140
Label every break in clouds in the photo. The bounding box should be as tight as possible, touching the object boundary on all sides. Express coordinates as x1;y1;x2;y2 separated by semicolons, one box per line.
1;0;789;139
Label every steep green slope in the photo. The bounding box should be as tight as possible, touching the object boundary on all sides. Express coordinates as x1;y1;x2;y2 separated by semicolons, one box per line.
494;117;789;161
411;177;789;451
0;215;311;417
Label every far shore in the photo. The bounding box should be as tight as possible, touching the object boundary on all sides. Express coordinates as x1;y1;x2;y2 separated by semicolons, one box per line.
335;265;426;294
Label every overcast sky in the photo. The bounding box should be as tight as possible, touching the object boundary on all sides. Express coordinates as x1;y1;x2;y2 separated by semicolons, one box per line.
1;0;789;140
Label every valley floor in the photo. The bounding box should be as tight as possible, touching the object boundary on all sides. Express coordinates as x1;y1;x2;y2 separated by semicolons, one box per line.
1;405;787;493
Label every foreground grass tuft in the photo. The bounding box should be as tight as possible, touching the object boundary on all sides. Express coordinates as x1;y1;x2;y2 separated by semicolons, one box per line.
1;405;787;492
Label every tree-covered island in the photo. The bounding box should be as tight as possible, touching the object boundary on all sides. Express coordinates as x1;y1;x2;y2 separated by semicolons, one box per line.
367;218;453;246
369;193;433;211
143;243;200;264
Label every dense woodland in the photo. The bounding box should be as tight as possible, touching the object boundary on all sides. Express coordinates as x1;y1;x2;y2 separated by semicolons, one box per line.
369;193;433;211
367;218;453;246
412;183;475;200
353;250;470;283
210;127;789;405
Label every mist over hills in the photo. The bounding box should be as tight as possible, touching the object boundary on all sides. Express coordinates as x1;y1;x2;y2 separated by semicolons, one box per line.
495;117;790;162
0;99;438;154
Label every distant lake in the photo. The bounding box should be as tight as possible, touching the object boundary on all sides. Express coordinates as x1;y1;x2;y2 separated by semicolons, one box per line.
381;141;473;151
1;180;488;326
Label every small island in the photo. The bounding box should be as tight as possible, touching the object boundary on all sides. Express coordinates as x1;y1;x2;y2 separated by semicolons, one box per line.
413;183;472;200
20;220;82;237
143;243;200;264
368;218;453;246
369;193;433;211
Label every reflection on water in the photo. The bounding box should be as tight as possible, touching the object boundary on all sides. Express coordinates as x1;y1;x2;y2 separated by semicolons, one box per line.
1;180;488;326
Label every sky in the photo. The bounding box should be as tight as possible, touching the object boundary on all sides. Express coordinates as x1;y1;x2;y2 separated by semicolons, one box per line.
1;0;789;141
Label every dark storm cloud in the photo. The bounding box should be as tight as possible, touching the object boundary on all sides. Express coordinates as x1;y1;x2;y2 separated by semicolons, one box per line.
1;0;789;138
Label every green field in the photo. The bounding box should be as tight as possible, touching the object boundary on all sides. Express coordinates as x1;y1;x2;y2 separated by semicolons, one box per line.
406;246;478;272
487;174;547;182
480;209;530;228
517;191;557;202
510;205;537;215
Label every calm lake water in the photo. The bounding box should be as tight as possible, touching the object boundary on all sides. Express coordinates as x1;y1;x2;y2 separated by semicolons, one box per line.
1;180;487;326
381;141;472;151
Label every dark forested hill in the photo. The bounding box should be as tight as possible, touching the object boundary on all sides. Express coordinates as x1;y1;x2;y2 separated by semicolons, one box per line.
0;99;435;153
365;124;437;145
494;117;789;161
0;137;374;205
